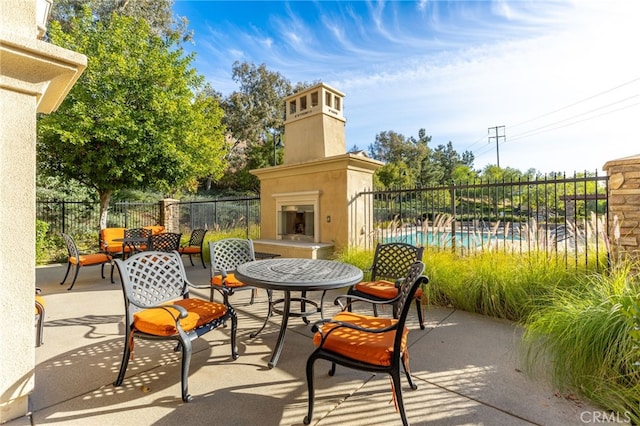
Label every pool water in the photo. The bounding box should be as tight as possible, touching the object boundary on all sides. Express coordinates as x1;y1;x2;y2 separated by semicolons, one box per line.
384;230;520;248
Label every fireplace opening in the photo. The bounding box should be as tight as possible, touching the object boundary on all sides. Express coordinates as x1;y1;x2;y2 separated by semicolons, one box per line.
278;204;315;241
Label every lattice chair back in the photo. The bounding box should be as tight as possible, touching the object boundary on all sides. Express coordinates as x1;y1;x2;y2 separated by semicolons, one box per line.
372;242;425;282
62;232;80;260
188;229;207;247
148;232;182;252
118;251;188;322
124;227;151;239
209;238;255;277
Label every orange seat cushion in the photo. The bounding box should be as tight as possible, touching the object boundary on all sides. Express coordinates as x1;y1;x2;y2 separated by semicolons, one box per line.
355;280;423;300
133;306;199;336
211;273;247;288
100;228;125;253
70;253;112;266
179;246;201;254
172;298;227;327
313;312;408;366
35;295;45;314
355;280;397;299
144;225;165;235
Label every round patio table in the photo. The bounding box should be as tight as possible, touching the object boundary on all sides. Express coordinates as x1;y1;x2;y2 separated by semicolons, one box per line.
235;258;363;368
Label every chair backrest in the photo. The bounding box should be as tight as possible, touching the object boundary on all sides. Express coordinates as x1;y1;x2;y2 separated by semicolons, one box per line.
392;261;428;347
114;251;189;324
148;232;182;252
209;238;255;277
371;242;424;282
62;233;79;259
124;227;151;239
188;229;207;247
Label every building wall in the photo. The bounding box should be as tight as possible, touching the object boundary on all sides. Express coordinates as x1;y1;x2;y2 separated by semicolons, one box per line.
0;1;86;421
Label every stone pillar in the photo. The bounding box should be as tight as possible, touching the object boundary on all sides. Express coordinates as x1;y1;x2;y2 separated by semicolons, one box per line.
603;154;640;264
0;1;86;422
160;199;180;233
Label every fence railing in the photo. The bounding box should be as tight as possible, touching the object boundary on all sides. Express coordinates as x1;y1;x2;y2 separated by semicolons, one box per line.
174;197;261;239
36;200;161;237
38;174;609;270
351;173;609;270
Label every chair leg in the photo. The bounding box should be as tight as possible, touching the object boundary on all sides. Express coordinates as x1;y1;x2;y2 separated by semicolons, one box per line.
188;253;195;267
230;309;239;359
303;353;317;425
391;370;410;426
114;331;133;387
402;353;418;390
199;251;206;268
178;335;193;402
415;298;425;330
60;261;72;285
67;265;80;291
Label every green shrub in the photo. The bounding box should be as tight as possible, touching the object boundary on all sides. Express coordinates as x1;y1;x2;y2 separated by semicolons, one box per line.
521;262;640;423
35;220;50;264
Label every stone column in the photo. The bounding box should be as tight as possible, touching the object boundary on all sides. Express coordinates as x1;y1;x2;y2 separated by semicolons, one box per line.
160;199;180;233
603;154;640;264
0;1;86;421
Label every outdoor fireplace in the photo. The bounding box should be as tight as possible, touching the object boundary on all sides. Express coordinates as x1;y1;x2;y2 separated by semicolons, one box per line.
274;191;320;243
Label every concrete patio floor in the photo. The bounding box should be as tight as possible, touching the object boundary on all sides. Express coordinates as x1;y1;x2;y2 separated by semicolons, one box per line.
8;261;599;425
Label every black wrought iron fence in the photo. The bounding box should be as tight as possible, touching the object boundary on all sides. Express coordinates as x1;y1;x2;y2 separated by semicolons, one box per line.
174;197;261;239
36;200;160;237
350;173;609;270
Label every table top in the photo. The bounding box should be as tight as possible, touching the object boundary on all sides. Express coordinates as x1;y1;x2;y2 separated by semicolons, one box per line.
235;258;363;292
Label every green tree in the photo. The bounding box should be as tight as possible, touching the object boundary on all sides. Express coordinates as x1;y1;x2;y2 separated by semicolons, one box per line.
38;8;226;228
219;61;293;192
368;129;430;188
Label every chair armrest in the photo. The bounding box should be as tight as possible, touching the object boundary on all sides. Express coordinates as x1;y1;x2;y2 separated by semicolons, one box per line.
333;293;401;311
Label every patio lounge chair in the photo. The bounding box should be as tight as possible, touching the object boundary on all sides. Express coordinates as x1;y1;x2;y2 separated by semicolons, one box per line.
113;251;238;402
35;288;45;347
345;242;427;329
304;261;428;426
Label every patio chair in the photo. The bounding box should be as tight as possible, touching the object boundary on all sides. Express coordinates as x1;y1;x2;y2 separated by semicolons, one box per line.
179;229;208;268
209;238;268;305
35;288;45;347
123;227;151;256
60;233;114;291
304;261;428;426
113;251;238;402
345;242;427;329
147;232;182;252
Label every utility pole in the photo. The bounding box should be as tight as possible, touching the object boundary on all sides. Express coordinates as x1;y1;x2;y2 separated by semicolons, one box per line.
488;125;505;168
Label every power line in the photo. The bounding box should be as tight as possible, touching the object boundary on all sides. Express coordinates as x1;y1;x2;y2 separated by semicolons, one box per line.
509;76;640;129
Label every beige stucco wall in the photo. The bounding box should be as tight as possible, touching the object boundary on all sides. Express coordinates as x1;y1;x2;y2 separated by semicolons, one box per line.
0;1;86;421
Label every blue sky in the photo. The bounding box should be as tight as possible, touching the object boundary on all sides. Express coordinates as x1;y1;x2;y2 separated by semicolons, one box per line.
172;0;639;174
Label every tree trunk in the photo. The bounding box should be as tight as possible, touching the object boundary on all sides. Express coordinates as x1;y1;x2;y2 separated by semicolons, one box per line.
99;190;113;229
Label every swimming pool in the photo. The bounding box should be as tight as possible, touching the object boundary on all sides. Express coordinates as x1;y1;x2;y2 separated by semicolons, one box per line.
383;230;521;249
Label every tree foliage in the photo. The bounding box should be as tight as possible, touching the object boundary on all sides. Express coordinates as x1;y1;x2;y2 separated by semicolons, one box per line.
217;62;293;192
38;7;226;228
